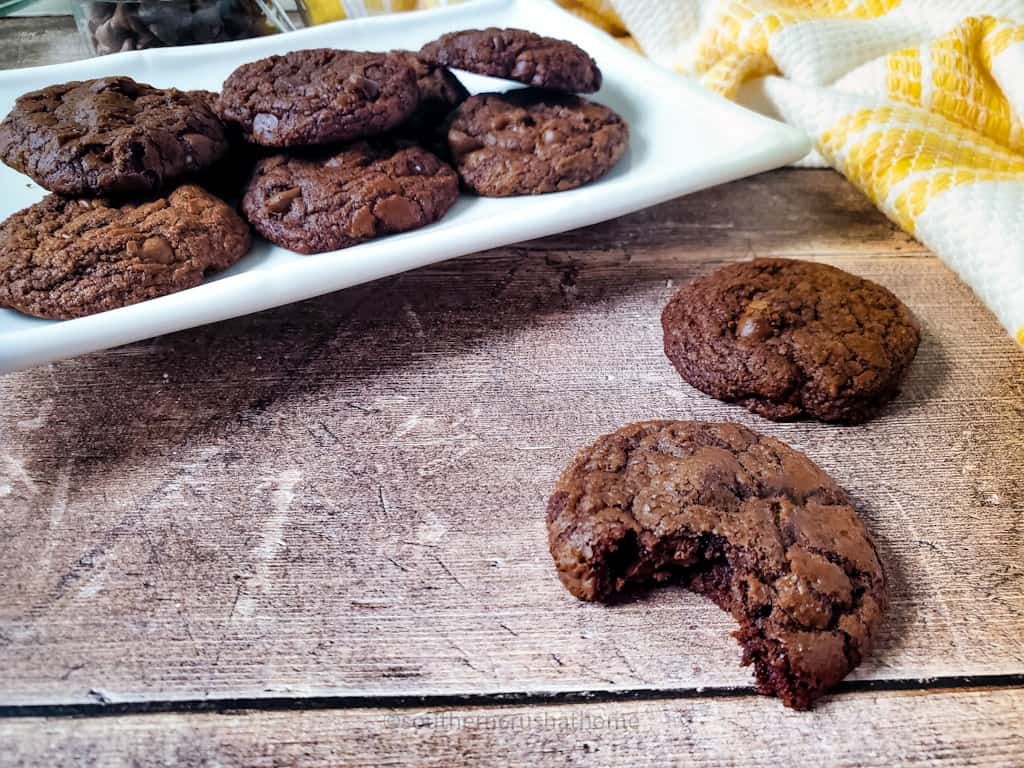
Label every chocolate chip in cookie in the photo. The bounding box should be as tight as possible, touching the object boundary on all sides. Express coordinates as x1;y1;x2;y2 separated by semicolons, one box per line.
216;49;420;147
447;89;628;196
0;185;251;320
242;142;459;254
547;420;887;710
0;77;229;196
420;27;602;93
661;259;920;424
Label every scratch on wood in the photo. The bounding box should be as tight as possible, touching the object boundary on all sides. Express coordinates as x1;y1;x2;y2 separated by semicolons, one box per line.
235;469;302;619
574;661;619;687
51;544;107;603
177;605;201;659
48;459;72;529
448;639;488;676
1;449;38;495
224;583;243;627
992;570;1024;590
416;443;479;479
344;402;377;414
395;413;421;438
87;688;111;705
318;422;339;444
432;554;467;591
59;663;84;681
377;487;392;518
488;251;526;300
610;642;648;684
885;488;966;662
15;398;53;431
254;469;302;561
403;302;425;337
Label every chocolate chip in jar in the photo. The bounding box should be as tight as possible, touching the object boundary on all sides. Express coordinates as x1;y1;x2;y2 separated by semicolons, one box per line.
220;0;256;38
86;1;114;34
138;0;193;45
71;0;290;56
190;3;225;43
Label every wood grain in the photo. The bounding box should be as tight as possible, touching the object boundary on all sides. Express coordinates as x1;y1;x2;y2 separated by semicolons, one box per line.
2;170;1022;707
3;687;1024;767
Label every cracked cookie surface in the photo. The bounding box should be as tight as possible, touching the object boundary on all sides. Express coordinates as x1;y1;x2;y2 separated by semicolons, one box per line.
546;420;887;710
662;258;920;423
0;184;251;320
216;49;419;147
242;142;459;254
0;77;228;196
420;27;601;93
447;90;627;196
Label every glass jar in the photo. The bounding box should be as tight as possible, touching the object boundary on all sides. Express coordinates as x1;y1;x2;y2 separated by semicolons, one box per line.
71;0;294;56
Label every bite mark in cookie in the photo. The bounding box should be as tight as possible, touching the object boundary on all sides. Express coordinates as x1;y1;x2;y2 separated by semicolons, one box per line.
546;420;887;710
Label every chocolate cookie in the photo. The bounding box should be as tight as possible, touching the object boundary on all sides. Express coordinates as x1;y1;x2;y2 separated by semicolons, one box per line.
0;77;229;196
547;420;887;710
448;90;627;196
242;142;459;254
419;28;602;93
662;259;920;424
216;49;420;147
395;51;469;138
0;185;250;320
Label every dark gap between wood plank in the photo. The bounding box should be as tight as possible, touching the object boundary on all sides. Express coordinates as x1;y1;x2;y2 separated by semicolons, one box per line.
2;675;1023;719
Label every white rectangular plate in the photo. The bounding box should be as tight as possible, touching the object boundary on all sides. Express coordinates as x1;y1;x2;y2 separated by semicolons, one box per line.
0;0;809;374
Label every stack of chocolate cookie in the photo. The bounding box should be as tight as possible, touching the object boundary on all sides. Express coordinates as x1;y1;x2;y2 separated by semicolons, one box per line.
0;28;628;317
420;28;629;196
214;47;461;255
217;28;629;254
0;76;251;320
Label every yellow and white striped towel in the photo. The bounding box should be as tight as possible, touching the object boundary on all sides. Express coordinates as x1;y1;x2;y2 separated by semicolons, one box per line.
591;0;1024;346
305;0;1024;346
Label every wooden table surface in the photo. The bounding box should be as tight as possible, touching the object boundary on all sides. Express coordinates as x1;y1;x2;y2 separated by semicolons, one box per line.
2;19;1024;768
